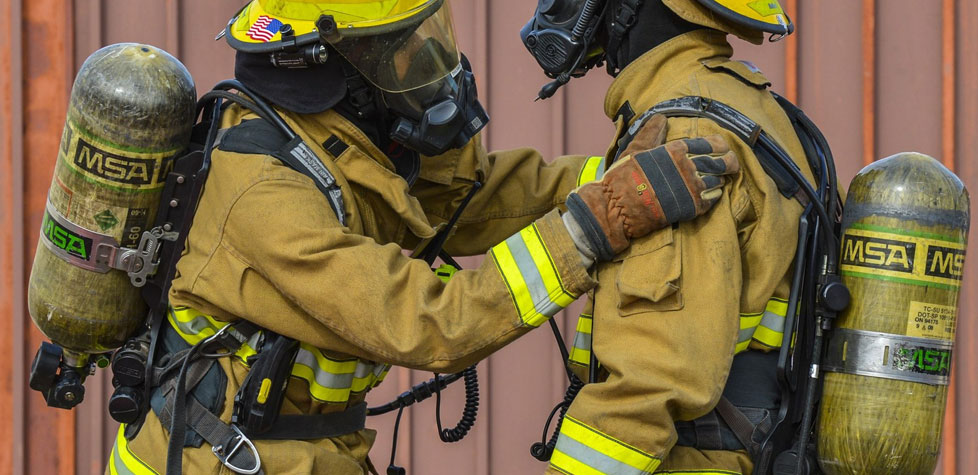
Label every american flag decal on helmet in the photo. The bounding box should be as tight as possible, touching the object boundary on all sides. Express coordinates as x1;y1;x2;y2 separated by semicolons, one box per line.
247;15;283;42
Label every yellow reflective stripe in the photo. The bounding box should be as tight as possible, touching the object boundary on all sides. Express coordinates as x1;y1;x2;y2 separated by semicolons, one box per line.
754;298;788;348
752;325;783;348
169;307;389;404
111;425;158;475
167;307;258;362
490;224;579;327
736;298;789;351
569;314;593;366
735;312;762;354
291;363;354;403
552;416;660;474
578;155;604;186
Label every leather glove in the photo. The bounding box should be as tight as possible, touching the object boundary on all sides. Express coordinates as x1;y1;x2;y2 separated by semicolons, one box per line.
565;118;740;261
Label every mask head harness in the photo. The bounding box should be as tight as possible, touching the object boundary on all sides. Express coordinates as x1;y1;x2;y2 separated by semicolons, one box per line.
521;0;612;100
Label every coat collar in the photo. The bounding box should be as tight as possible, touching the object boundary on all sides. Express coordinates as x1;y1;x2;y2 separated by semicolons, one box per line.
603;29;734;122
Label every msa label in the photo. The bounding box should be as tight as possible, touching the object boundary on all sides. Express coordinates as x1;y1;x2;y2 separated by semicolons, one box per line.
891;344;952;377
73;137;157;186
59;120;177;192
42;210;93;260
840;234;914;273
925;245;965;280
840;225;966;289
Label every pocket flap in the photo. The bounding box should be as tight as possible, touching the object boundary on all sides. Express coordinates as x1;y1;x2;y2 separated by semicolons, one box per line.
616;227;683;315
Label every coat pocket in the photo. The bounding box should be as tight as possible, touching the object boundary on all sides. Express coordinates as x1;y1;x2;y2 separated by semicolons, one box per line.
616;226;683;316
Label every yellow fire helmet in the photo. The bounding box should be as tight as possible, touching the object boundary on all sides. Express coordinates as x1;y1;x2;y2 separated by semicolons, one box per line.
664;0;793;44
223;0;460;93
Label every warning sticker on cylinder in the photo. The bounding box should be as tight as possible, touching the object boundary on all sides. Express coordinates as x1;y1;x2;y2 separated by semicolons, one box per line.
840;224;965;289
907;301;957;340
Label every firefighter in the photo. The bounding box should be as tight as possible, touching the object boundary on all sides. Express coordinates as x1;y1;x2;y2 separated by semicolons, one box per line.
521;0;819;473
105;1;739;473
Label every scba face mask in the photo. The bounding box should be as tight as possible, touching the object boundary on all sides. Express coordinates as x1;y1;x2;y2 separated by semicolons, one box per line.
385;54;488;156
521;0;608;99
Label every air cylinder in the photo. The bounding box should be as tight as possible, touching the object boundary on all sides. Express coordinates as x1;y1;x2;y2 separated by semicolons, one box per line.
27;43;195;362
818;152;969;474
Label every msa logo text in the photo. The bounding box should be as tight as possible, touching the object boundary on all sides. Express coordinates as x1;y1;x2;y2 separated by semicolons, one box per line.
926;246;965;280
42;212;92;260
73;138;162;186
841;234;915;273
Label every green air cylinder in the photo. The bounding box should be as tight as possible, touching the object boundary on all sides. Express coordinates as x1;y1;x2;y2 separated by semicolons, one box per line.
818;152;970;474
27;43;195;361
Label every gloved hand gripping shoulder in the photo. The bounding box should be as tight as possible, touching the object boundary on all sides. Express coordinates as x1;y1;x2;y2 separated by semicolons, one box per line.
563;114;740;261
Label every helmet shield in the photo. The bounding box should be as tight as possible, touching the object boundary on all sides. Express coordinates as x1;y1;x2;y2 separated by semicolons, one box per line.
323;0;461;93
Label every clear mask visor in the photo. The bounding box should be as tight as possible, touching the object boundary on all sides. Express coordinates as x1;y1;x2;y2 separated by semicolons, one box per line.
323;0;460;93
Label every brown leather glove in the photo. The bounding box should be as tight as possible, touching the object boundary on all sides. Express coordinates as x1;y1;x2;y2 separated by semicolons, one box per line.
565;127;740;261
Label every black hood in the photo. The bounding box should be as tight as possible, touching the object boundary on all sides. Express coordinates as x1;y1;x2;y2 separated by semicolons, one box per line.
606;0;701;73
234;51;347;114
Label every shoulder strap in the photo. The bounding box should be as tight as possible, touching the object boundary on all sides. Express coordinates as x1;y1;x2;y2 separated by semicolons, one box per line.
636;96;806;201
219;118;347;225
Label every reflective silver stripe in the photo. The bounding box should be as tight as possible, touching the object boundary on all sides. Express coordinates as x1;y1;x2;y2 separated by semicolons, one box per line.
552;434;652;475
760;310;785;333
573;332;592;354
112;443;135;475
293;348;355;389
354;361;373;379
169;307;389;403
505;232;564;317
737;326;756;345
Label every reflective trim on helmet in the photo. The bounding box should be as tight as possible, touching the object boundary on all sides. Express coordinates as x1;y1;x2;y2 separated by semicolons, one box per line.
577;156;605;187
569;313;593;366
167;307;388;404
550;416;660;475
109;425;159;475
490;223;580;328
735;297;789;353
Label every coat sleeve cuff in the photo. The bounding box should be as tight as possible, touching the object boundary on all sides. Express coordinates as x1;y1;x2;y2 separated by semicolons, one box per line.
488;210;597;328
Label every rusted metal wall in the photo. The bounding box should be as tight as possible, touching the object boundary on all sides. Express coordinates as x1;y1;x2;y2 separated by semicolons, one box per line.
1;0;975;473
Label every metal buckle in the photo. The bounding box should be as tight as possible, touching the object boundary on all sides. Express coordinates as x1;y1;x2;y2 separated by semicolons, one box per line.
211;424;261;475
119;226;167;287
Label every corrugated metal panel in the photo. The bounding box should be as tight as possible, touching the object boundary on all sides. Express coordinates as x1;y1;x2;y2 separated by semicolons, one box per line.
1;1;976;474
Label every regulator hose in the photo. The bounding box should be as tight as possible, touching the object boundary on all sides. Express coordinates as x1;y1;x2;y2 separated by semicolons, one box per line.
434;365;480;443
531;375;584;461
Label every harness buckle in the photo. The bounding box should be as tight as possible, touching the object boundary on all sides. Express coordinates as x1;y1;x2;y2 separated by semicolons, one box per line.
200;323;250;354
212;424;261;475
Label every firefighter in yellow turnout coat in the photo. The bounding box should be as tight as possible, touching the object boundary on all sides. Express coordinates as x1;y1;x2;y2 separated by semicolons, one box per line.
521;1;818;474
107;1;739;473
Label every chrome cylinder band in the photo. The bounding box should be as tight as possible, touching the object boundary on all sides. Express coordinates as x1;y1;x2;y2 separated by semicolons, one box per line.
40;200;122;273
823;328;953;385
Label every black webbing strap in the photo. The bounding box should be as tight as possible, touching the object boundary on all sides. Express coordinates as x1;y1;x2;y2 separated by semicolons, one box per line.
639;96;805;202
246;403;368;440
164;322;260;475
715;397;762;459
